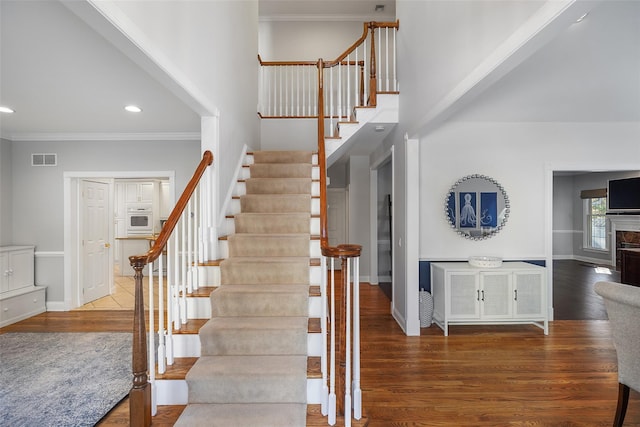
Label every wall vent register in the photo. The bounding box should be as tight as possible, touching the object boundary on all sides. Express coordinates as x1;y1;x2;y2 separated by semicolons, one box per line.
31;153;57;166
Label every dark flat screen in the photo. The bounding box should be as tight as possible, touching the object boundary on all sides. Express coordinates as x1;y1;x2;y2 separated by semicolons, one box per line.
608;177;640;211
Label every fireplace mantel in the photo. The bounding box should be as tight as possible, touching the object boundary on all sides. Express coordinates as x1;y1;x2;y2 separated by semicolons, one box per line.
609;215;640;267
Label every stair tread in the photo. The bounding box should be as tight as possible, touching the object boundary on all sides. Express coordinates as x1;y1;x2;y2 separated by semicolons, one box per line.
175;403;307;427
187;355;307;378
156;357;198;380
173;319;207;334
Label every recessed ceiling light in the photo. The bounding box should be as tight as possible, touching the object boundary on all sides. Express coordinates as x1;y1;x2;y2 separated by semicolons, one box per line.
575;12;589;23
0;106;15;114
125;105;142;113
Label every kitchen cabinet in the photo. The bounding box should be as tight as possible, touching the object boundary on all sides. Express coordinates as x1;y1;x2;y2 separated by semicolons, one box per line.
125;181;154;203
0;246;46;327
430;262;547;336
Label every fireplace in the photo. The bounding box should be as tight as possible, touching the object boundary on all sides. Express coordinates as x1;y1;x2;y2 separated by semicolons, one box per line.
609;215;640;270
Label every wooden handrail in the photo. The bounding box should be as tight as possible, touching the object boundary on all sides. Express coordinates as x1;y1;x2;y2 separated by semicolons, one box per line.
128;150;213;427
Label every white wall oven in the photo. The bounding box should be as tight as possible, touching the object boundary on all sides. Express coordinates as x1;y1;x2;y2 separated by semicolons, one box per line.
126;204;153;235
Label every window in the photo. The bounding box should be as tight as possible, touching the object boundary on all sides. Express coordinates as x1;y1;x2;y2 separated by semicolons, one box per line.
584;197;607;250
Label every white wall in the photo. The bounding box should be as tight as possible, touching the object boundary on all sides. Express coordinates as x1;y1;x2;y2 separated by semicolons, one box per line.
260;119;316;151
0;138;12;245
259;21;364;61
10;139;200;304
94;0;260;212
347;156;371;280
397;0;543;131
419;122;640;263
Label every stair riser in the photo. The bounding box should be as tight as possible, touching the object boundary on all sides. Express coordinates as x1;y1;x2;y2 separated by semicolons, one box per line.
249;163;312;179
187;377;306;404
211;292;309;317
155;378;323;406
234;214;310;234
220;263;309;285
200;264;321;288
226;198;319;216
200;329;307;356
170;331;322;358
218;240;321;259
245;178;312;195
227;235;310;257
240;195;312;214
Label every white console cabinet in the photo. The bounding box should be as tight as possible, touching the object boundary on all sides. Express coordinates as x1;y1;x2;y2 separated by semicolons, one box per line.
430;262;547;336
0;246;46;327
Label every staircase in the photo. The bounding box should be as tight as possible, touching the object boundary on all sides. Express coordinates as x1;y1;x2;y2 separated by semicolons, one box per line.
174;150;318;426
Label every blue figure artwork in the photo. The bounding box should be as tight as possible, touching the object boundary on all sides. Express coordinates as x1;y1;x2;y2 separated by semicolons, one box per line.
480;192;498;227
459;192;477;228
447;192;456;225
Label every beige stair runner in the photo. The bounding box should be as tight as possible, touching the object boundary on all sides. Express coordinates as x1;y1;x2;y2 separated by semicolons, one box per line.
175;151;313;427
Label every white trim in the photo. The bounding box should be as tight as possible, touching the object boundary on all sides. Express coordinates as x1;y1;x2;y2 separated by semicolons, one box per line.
218;144;249;229
369;169;379;285
63;170;176;311
259;14;396;23
405;137;420;336
34;251;64;257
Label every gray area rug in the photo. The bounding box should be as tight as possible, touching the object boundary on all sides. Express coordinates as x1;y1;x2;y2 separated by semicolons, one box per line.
0;332;132;427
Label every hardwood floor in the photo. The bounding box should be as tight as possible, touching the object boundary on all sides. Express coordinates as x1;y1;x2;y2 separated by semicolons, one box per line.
2;266;639;426
553;259;620;320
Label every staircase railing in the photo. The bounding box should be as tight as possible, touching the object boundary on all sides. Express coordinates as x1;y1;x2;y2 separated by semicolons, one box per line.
258;20;398;426
259;21;399;137
128;150;213;427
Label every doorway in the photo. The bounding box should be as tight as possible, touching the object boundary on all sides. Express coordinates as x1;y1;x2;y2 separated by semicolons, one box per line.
64;171;174;310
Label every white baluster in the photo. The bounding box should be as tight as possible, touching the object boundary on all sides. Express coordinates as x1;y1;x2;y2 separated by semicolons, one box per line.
363;38;368;105
180;213;187;325
344;259;352;427
393;28;397;91
354;47;359;108
173;231;181;331
346;54;351;120
330;67;334;137
187;198;193;294
328;257;337;426
385;27;390;92
157;252;166;374
352;257;362;419
377;28;382;93
166;234;174;364
321;255;329;416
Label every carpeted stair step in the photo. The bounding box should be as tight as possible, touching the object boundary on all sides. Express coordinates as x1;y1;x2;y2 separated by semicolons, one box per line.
240;194;311;213
245;177;311;194
220;258;309;285
249;163;312;179
185;355;307;404
210;284;308;317
234;212;310;234
252;150;313;164
227;234;310;257
198;316;308;356
174;403;307;427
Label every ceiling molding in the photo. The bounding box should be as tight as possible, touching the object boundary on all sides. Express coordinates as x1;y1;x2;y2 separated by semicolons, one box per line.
259;13;395;22
5;132;201;142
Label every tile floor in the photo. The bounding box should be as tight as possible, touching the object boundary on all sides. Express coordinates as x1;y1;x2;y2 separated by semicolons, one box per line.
74;266;164;311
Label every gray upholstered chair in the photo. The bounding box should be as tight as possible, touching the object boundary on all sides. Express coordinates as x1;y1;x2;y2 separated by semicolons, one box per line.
594;281;640;426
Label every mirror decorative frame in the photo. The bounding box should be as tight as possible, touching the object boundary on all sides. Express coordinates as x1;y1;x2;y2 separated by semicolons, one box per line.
445;174;510;240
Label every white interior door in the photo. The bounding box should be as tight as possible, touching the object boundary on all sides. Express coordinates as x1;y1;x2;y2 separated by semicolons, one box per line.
81;180;111;303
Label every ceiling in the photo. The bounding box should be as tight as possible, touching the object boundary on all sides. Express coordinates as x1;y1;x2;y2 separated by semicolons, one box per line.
0;0;395;141
1;0;637;143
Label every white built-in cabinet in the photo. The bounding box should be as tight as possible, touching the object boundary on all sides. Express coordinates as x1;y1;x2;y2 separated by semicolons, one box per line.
0;246;46;327
125;181;154;203
430;262;547;336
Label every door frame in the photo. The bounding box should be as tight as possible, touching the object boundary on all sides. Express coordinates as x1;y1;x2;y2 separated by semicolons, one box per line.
63;170;175;310
370;147;394;293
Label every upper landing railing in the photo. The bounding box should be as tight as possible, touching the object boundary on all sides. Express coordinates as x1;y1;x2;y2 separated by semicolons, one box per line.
258;21;399;137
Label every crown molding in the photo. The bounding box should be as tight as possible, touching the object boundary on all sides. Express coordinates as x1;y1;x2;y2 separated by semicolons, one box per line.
259;13;395;22
3;131;201;142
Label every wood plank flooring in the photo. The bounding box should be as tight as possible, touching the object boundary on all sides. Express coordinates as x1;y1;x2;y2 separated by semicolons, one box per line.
2;263;639;426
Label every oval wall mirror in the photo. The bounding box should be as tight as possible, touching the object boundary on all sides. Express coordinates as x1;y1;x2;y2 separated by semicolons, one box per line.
445;174;510;240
